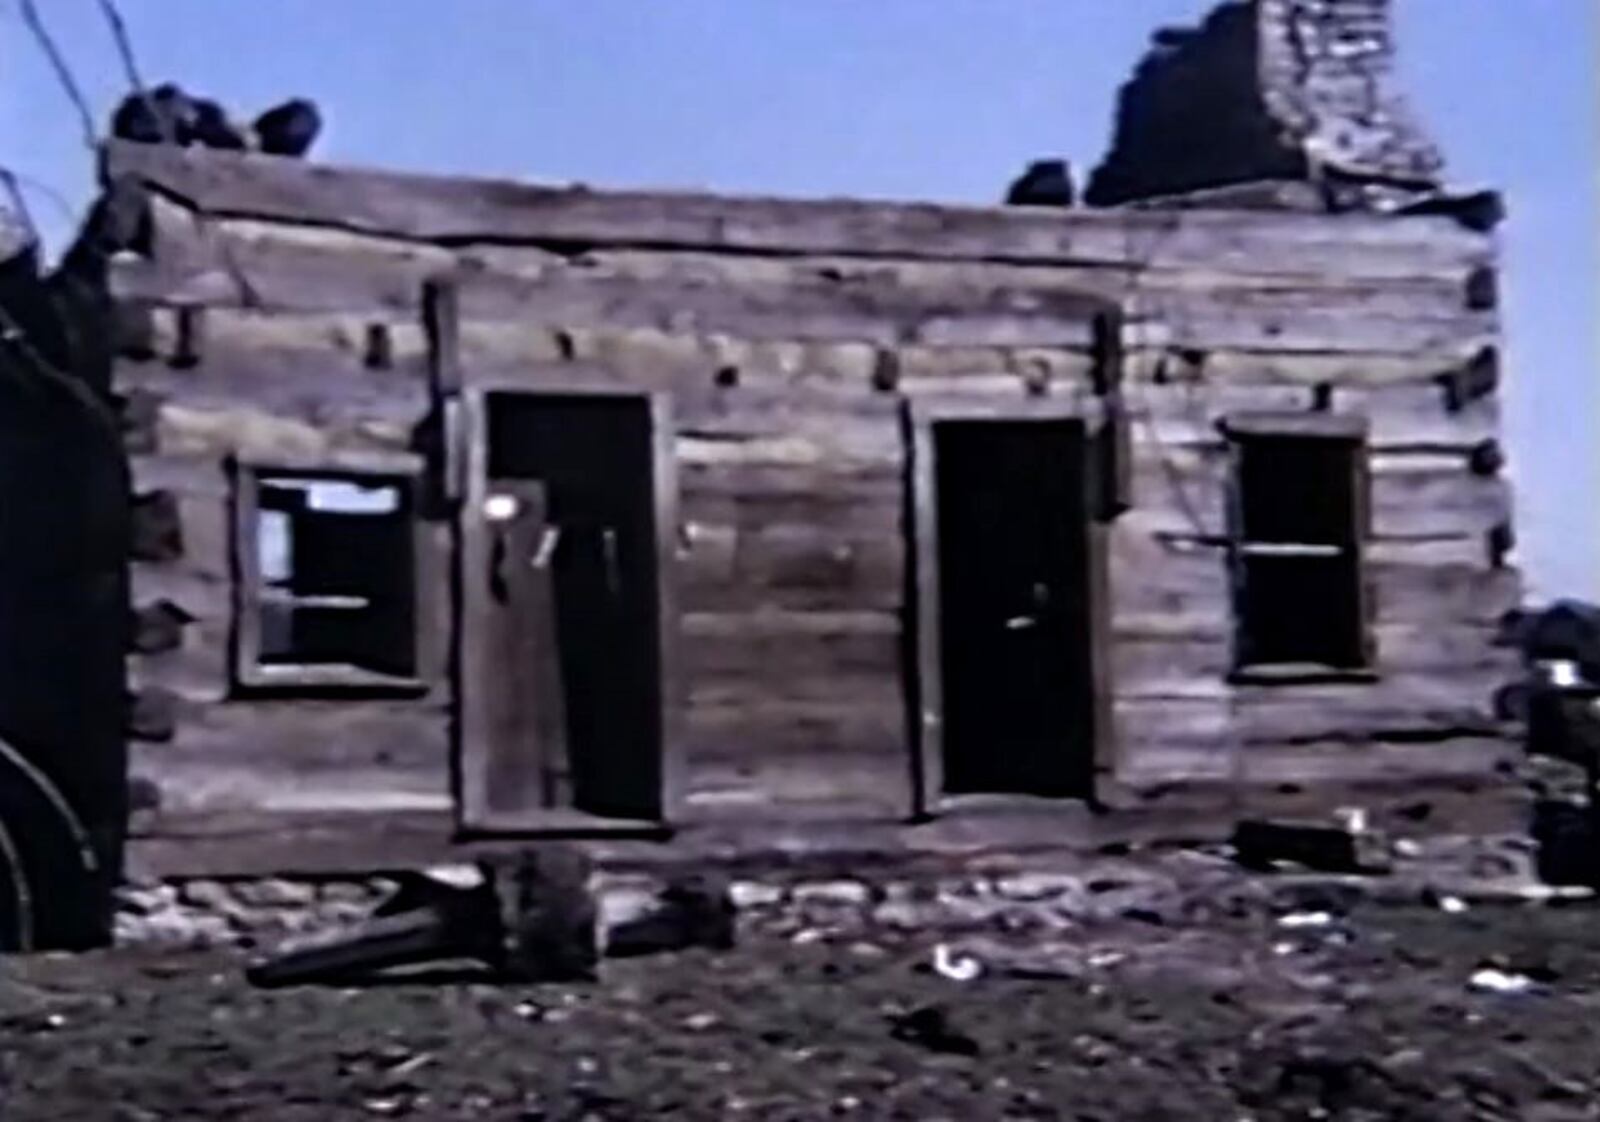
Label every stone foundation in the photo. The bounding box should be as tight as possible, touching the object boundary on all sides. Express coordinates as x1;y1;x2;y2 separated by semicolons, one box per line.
114;876;401;948
111;833;1549;954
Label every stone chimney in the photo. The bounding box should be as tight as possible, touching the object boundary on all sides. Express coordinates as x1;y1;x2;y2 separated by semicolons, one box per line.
1085;0;1446;208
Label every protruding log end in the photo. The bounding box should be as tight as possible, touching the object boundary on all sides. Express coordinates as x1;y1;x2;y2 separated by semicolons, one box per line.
130;490;184;562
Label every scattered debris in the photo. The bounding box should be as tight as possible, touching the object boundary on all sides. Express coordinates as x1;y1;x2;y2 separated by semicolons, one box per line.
1420;888;1469;915
886;1005;982;1057
1277;911;1334;929
1231;817;1393;876
252;98;322;158
1468;968;1534;996
601;874;736;959
245;848;599;986
1531;800;1600;888
108;83;323;158
931;943;983;982
1004;159;1076;207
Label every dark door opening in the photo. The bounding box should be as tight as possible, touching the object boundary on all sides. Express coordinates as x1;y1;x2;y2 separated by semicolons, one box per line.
459;390;670;829
928;419;1098;801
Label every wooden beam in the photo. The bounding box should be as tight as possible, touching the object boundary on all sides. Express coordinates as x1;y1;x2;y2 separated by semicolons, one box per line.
104;141;1492;276
114;210;1496;331
1218;411;1369;441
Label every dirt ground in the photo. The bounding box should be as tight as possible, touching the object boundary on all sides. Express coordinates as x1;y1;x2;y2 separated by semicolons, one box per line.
4;858;1600;1122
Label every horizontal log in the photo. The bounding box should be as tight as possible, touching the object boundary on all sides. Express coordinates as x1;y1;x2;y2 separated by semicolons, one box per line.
1332;383;1501;452
682;610;900;692
684;695;909;810
1126;378;1498;452
124;260;1111;350
119;244;1493;359
127;757;453;820
679;527;902;612
1124;444;1514;541
127;309;1080;421
1112;623;1518;699
1116;667;1508;748
576;248;1485;315
686;752;912;816
125;199;1489;321
1138;304;1493;356
107;141;1492;277
1119;738;1517;787
679;461;900;537
130;697;452;808
1133;346;1492;387
119;305;1502;450
1368;560;1522;624
1108;531;1520;628
1365;537;1506;568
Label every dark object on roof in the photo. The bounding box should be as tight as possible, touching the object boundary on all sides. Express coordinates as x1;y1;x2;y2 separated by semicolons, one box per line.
109;83;197;146
188;99;250;151
252;98;322;158
1005;159;1075;208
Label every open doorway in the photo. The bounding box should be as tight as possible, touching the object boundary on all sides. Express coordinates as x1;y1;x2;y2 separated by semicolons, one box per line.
457;389;678;832
908;407;1108;814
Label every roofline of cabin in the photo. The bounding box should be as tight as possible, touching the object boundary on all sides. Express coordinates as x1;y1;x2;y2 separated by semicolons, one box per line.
94;141;1496;281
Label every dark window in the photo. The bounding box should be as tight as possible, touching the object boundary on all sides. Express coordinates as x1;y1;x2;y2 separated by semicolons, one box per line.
1222;415;1374;682
233;467;421;691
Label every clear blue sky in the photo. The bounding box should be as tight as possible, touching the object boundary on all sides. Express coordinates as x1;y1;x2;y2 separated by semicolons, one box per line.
3;1;1594;600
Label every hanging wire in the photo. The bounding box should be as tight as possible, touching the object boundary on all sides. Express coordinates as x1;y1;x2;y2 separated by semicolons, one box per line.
0;169;40;245
0;167;81;229
94;0;149;92
17;0;97;149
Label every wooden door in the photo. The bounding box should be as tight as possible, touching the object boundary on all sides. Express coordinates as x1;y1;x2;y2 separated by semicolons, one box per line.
908;403;1111;817
457;477;570;829
454;388;681;834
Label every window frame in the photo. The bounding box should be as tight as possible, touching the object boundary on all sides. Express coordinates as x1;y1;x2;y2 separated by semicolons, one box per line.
228;451;432;696
1218;412;1379;686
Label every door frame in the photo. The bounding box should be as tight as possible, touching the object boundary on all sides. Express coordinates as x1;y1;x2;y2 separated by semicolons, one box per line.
902;393;1117;820
453;381;684;836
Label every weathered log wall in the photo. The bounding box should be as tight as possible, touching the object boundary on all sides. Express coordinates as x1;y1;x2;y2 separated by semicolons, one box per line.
102;143;1518;857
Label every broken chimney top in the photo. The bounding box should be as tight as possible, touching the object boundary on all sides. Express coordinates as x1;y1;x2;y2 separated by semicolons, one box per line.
1086;0;1447;209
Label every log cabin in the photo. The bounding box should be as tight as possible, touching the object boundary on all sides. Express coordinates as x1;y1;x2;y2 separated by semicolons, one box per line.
94;133;1523;881
0;0;1498;888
